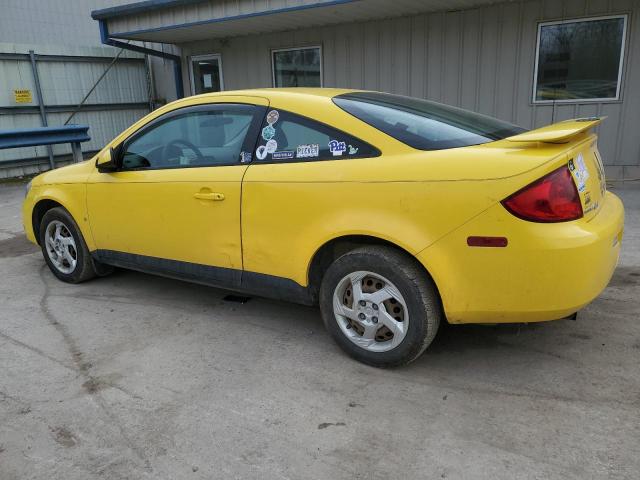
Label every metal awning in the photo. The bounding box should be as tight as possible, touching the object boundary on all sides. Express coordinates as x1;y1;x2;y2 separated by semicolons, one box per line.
93;0;509;44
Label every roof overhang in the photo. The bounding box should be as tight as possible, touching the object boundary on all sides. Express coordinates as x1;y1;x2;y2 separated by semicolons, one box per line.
93;0;512;44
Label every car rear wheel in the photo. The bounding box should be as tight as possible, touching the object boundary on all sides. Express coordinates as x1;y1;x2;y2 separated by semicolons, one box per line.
39;207;100;283
319;246;441;367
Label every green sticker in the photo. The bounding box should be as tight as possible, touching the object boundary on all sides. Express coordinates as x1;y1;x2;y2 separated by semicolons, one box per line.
262;125;276;141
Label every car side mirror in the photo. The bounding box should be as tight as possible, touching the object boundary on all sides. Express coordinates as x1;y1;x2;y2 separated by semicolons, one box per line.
96;147;119;173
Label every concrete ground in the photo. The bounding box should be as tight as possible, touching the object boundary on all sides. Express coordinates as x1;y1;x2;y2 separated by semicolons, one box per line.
0;181;638;480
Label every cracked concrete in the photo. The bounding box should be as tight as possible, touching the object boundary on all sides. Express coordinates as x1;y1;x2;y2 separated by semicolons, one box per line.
0;181;639;479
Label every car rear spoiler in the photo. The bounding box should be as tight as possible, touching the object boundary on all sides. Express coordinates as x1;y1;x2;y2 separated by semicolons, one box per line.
506;117;605;144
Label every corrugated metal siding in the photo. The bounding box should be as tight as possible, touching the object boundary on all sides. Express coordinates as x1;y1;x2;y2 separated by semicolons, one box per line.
105;0;519;43
0;57;148;107
0;0;139;46
177;0;640;177
0;46;150;165
107;0;349;34
0;0;153;176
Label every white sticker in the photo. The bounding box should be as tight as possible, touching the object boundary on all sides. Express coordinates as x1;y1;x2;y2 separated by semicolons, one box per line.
576;154;590;182
296;143;319;158
328;139;347;156
266;110;279;125
256;145;268;160
266;139;278;154
348;145;359;155
272;151;294;160
571;153;590;192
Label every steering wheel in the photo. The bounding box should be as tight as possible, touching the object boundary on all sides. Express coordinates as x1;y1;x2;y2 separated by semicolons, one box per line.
162;139;205;164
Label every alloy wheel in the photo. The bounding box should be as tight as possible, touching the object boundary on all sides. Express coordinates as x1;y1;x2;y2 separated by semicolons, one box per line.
44;220;78;274
332;271;409;352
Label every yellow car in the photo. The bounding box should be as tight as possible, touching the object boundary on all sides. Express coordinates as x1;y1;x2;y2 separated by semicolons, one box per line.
23;89;624;367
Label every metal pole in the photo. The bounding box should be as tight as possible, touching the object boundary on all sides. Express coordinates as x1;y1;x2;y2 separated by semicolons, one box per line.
28;50;55;170
64;47;126;125
70;142;83;163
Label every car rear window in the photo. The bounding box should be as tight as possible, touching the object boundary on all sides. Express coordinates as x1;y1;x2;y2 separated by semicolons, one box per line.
333;92;527;151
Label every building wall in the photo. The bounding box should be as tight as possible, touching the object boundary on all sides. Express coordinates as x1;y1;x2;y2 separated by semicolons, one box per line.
176;0;640;179
0;0;154;178
0;0;140;46
0;45;149;164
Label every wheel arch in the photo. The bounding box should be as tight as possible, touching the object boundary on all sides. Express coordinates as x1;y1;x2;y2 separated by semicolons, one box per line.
32;198;66;245
306;234;442;305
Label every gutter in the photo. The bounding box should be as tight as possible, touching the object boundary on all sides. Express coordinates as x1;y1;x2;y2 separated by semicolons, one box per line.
97;20;184;99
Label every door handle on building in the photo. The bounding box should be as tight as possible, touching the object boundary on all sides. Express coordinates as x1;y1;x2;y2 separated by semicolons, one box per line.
194;192;225;201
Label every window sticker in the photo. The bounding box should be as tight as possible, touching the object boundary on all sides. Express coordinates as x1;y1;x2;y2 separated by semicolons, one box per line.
328;139;347;156
272;151;294;160
266;110;280;125
256;145;268;160
240;151;252;163
569;154;589;192
262;125;276;141
266;139;278;153
296;143;319;158
348;145;359;155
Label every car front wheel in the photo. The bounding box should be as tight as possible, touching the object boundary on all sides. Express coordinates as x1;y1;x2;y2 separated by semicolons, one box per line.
319;246;441;368
39;207;98;283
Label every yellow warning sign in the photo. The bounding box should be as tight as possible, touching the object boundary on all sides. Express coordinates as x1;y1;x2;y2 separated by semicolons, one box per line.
14;89;32;103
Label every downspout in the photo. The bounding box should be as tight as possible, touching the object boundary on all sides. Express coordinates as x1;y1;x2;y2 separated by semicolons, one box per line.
98;20;184;99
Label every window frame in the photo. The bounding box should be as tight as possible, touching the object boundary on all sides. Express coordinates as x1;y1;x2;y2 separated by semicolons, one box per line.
115;103;266;172
271;45;323;88
189;53;225;95
251;107;381;165
532;14;628;105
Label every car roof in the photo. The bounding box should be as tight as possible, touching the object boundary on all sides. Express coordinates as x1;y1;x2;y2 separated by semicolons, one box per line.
187;87;359;102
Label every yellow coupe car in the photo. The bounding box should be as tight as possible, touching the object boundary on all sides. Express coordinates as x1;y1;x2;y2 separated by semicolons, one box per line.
23;89;624;367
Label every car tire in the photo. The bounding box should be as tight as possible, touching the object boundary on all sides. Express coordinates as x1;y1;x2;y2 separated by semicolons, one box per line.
39;207;98;284
319;246;441;368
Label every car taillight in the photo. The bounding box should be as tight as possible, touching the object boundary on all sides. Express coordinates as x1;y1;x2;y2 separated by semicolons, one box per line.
501;166;583;222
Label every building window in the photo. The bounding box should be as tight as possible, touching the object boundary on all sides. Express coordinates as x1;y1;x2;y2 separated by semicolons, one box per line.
190;54;224;94
272;46;322;88
533;15;627;103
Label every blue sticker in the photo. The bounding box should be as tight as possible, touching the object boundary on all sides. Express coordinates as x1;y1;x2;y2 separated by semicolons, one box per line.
240;151;252;163
272;151;294;160
262;125;276;141
328;139;347;156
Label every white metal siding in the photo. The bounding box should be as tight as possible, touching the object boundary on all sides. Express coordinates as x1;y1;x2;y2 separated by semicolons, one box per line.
0;0;138;46
177;0;640;178
0;45;149;164
107;0;350;34
0;0;152;176
0;56;148;107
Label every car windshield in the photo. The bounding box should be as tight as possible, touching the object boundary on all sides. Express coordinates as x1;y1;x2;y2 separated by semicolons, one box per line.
333;92;527;151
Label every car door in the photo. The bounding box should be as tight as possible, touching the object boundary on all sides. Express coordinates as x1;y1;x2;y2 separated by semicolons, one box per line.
86;99;267;287
241;107;379;286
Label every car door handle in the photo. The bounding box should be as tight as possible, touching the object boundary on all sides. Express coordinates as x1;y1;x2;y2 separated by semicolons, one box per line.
194;192;225;201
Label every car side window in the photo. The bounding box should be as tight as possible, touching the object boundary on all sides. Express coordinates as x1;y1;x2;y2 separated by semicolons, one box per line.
120;104;260;170
254;109;379;163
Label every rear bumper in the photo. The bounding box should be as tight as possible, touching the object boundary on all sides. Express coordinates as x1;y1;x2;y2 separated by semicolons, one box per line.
418;191;624;324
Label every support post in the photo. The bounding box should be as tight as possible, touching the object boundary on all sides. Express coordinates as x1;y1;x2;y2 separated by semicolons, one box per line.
70;142;83;163
28;50;55;170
